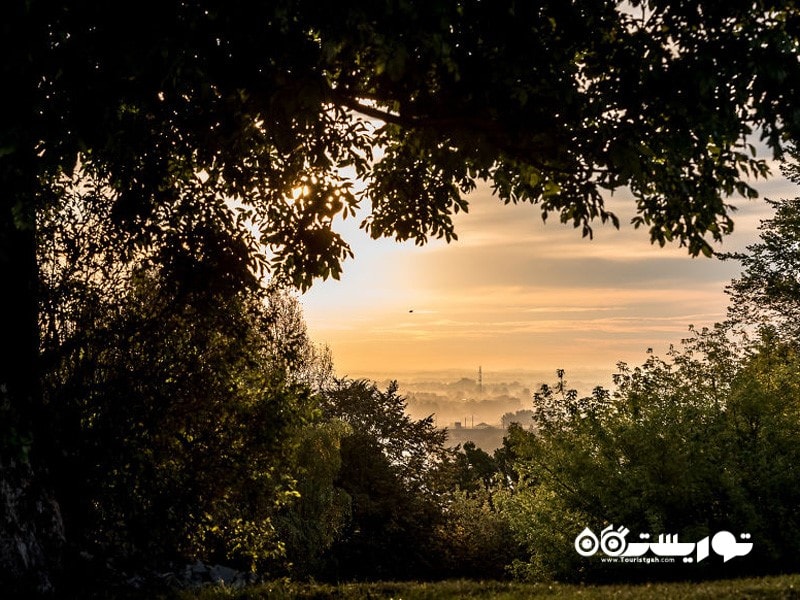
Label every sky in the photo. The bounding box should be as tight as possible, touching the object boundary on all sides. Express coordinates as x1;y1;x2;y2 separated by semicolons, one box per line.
300;162;795;383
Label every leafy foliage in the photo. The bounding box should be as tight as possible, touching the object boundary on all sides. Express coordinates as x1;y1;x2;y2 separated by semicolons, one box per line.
274;420;352;578
433;487;520;580
451;441;500;493
6;2;800;286
724;149;800;339
501;329;800;582
315;379;451;580
37;187;315;576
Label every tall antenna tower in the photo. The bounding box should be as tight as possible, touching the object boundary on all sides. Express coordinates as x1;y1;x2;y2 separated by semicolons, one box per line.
478;365;483;394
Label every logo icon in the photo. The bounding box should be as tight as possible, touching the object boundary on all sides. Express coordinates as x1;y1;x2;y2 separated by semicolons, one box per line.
574;525;753;564
574;527;599;557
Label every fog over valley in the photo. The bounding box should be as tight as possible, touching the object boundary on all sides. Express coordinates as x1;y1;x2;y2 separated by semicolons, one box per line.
350;367;614;449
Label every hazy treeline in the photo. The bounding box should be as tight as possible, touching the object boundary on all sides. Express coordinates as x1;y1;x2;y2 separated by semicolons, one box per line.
404;381;529;428
374;371;610;431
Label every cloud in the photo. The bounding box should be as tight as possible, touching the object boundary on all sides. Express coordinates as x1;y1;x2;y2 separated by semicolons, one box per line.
302;175;794;374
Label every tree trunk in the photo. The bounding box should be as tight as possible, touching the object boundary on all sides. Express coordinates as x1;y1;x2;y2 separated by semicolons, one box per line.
0;181;64;594
0;3;67;590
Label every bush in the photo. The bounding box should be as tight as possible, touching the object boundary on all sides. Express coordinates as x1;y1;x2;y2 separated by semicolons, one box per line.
502;329;800;581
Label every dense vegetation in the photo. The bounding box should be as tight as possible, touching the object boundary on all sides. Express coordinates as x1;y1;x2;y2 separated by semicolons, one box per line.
4;0;800;595
22;151;800;597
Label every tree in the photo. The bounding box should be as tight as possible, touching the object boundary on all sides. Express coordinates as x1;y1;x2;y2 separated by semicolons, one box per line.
500;327;800;582
3;0;800;589
35;175;339;593
317;379;450;580
44;275;311;576
433;486;521;580
451;441;499;493
724;148;800;341
36;186;317;585
273;419;352;579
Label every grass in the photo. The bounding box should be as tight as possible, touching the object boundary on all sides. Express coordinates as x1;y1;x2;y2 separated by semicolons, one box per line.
180;574;800;599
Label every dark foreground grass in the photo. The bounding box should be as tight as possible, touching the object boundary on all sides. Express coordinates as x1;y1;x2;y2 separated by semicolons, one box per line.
181;574;800;600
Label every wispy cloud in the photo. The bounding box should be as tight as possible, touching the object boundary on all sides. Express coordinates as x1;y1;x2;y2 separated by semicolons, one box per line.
302;177;793;375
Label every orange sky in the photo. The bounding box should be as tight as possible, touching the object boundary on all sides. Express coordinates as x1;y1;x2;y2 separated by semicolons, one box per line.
300;169;794;380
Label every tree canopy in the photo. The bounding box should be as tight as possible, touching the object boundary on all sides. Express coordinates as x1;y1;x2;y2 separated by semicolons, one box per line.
4;1;800;278
724;147;800;339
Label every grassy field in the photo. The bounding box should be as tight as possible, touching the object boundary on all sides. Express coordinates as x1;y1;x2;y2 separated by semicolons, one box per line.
181;574;800;599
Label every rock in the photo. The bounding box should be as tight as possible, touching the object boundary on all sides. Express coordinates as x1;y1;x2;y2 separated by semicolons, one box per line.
176;560;252;589
190;559;208;577
209;564;239;585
